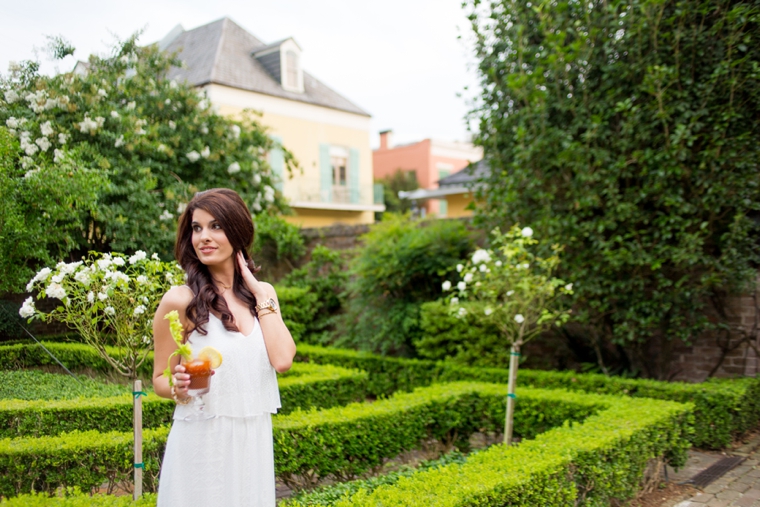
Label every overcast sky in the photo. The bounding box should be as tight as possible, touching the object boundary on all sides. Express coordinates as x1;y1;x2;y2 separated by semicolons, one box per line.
1;0;482;148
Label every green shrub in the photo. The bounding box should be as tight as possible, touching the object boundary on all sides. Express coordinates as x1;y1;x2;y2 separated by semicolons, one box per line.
274;383;601;487
0;382;690;500
281;244;349;342
337;213;474;356
295;343;760;449
0;342;136;376
0;362;367;438
0;371;127;400
276;286;319;342
282;450;470;506
415;300;505;366
0;492;157;506
330;391;691;507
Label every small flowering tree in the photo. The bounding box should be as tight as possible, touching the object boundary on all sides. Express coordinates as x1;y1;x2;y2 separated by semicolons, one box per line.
443;225;572;444
21;251;183;379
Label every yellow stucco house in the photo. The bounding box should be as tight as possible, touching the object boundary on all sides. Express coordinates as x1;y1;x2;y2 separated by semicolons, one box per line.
160;18;384;227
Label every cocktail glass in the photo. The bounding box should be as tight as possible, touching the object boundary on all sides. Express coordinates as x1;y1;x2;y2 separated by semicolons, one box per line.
181;357;214;421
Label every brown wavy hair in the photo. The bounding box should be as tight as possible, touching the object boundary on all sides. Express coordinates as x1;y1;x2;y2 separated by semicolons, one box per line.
175;188;262;339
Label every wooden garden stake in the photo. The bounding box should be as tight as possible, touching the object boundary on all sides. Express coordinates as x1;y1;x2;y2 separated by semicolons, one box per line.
133;379;143;500
504;342;520;445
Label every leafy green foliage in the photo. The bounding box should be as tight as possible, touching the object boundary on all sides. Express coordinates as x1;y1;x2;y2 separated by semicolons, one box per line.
0;371;126;401
0;491;157;506
0;34;291;290
374;169;419;216
282;245;349;341
296;343;760;449
337;213;474;356
415;300;506;366
276;286;319;342
466;0;760;378
0;127;106;294
253;213;306;269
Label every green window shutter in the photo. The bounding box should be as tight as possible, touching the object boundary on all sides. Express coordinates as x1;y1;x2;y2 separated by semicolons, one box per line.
269;135;284;191
373;183;384;204
319;143;332;203
438;199;448;217
349;148;360;204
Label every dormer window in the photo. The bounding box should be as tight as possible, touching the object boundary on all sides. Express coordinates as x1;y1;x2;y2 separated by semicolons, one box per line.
253;37;304;94
285;51;299;90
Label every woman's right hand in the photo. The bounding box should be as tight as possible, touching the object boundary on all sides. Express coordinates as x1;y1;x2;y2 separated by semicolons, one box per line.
172;364;191;399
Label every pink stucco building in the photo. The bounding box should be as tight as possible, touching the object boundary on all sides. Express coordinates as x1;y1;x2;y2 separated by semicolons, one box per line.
372;130;482;216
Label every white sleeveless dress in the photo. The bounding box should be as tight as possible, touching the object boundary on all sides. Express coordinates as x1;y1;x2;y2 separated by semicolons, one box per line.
157;313;281;507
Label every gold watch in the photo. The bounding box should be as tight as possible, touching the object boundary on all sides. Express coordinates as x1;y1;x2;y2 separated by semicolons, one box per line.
255;297;278;315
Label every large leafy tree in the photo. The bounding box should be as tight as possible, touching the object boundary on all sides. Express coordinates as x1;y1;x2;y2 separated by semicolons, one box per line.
0;34;292;293
466;0;760;378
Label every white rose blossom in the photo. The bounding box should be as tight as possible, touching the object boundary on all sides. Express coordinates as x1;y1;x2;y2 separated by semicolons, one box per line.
129;251;147;264
200;146;210;158
457;281;466;292
40;121;54;137
456;264;464;273
521;227;534;238
450;297;459;305
4;90;20;103
111;257;125;267
506;290;515;296
46;283;67;300
230;125;241;138
442;281;452;291
104;306;116;316
133;305;147;316
227;162;241;174
58;133;68;144
484;307;493;316
186;151;201;162
114;135;125;148
98;292;108;301
457;307;467;318
35;137;51;151
472;249;491;264
463;273;473;283
479;264;488;273
19;297;35;318
159;210;174;221
136;275;148;284
87;292;95;303
126;101;136;110
514;314;525;324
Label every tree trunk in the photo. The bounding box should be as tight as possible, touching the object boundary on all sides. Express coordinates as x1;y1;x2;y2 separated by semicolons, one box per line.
504;342;520;445
133;379;143;500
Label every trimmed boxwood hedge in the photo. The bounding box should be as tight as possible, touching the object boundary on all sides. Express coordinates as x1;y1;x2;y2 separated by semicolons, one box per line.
0;382;690;500
327;389;692;507
0;362;368;438
295;344;759;449
0;371;127;401
0;492;157;506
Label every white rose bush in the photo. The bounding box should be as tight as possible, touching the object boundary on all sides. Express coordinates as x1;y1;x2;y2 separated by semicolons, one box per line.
442;225;573;444
0;34;292;294
21;251;184;379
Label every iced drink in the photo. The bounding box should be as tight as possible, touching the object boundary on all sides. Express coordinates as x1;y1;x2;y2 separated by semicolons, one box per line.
184;358;212;396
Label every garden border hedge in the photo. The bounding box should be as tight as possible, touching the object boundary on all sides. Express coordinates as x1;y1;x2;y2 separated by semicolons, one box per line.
0;362;368;438
295;344;759;449
0;382;691;501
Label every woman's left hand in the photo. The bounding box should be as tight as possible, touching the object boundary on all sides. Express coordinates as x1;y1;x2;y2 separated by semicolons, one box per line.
236;252;268;301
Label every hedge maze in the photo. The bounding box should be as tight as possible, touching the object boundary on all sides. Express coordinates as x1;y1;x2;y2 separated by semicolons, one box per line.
1;341;759;506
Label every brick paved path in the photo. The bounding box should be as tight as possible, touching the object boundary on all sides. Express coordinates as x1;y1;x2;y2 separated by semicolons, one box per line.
674;446;760;507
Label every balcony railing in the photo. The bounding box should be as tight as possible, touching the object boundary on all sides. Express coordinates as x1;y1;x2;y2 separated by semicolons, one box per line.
289;180;385;211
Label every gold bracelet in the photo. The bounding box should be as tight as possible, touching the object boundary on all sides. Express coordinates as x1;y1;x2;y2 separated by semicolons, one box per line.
171;385;190;405
258;309;277;318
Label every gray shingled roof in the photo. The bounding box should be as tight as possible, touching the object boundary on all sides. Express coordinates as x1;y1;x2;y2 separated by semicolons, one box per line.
438;158;491;187
163;18;370;117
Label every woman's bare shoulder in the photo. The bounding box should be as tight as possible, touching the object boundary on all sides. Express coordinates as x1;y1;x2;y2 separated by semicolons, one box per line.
159;285;194;312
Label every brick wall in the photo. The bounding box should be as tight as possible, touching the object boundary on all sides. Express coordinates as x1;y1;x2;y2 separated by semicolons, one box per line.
670;273;760;382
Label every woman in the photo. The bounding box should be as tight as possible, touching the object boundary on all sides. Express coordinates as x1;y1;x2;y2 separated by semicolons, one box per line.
153;188;296;507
